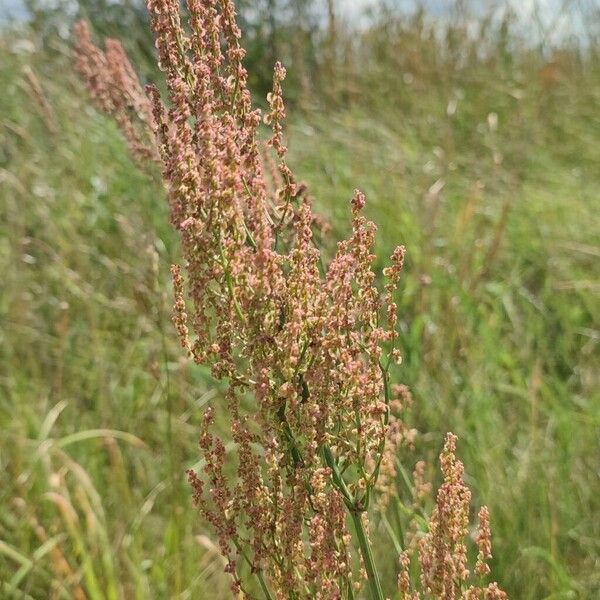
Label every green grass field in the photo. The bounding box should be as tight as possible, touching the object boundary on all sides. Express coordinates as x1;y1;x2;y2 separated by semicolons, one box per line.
1;12;599;599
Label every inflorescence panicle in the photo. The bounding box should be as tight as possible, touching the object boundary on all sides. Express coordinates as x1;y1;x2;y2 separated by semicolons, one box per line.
74;2;507;598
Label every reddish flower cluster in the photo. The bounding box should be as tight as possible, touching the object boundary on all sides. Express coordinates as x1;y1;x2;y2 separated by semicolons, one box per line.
398;434;507;600
73;20;158;163
77;2;402;595
74;2;507;599
419;433;472;596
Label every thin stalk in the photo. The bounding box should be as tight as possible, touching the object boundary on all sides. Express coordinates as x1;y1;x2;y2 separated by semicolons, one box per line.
218;236;245;322
347;579;356;600
323;445;353;506
350;509;385;600
233;539;275;600
323;446;383;600
365;364;391;492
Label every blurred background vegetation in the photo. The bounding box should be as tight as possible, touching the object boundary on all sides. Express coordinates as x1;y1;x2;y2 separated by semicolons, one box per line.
0;0;598;598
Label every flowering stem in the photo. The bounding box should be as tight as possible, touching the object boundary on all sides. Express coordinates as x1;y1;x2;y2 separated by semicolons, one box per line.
347;581;356;600
323;446;384;600
233;539;274;600
253;567;275;600
323;445;353;506
365;364;392;492
350;508;385;600
218;237;245;323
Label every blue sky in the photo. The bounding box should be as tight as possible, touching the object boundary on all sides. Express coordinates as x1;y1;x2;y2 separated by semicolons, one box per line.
0;0;579;33
1;0;27;19
0;0;565;16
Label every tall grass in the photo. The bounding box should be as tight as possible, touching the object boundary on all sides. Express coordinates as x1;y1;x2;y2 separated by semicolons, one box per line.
1;2;599;598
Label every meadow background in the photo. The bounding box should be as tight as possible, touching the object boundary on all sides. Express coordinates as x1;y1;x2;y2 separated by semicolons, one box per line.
1;0;599;598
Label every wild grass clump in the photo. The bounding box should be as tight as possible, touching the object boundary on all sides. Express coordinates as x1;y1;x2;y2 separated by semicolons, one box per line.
72;2;509;599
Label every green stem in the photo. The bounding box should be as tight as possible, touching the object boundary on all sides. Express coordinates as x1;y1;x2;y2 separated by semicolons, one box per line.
347;579;356;600
365;364;391;493
350;509;385;600
323;446;383;600
218;237;245;322
323;445;353;506
233;539;274;600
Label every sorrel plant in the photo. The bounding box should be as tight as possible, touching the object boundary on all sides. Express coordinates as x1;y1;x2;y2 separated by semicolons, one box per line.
74;2;508;598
